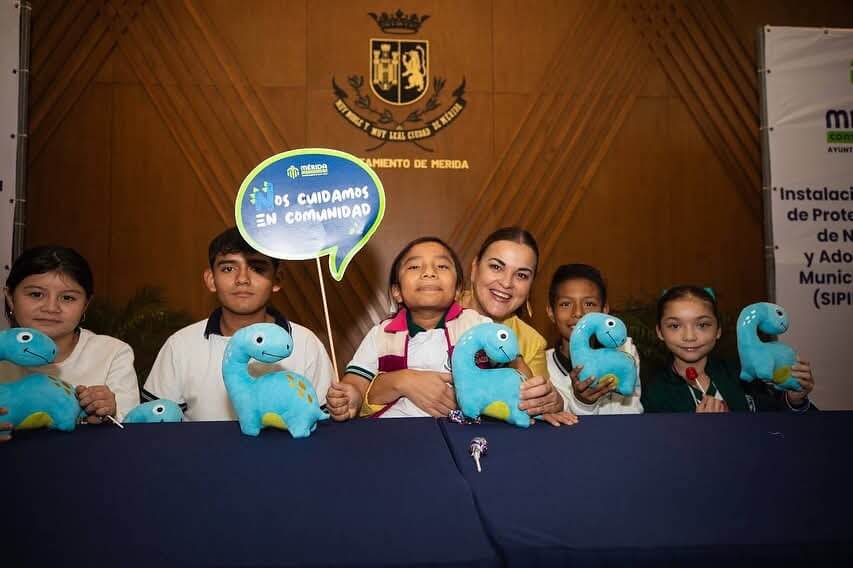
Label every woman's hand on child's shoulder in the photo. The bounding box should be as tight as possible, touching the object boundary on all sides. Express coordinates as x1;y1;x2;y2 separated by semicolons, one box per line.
787;355;815;406
569;365;616;405
76;385;117;424
519;375;564;416
326;381;364;422
401;371;457;417
1;407;12;442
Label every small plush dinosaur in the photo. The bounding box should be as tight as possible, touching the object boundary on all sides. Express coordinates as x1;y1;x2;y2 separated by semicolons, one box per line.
0;327;85;432
568;312;637;397
124;399;184;423
451;322;531;428
222;323;329;438
737;302;800;391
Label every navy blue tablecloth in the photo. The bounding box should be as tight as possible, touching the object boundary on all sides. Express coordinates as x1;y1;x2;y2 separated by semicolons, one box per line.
2;418;499;568
6;413;853;566
440;411;853;567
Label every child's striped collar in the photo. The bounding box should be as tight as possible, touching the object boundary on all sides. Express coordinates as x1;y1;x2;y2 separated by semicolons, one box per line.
384;302;464;337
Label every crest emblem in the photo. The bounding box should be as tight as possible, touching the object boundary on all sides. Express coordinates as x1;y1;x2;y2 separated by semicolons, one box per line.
370;39;429;105
332;9;467;151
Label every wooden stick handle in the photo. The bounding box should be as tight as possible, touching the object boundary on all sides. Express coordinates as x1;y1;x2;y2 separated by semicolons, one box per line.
315;258;340;380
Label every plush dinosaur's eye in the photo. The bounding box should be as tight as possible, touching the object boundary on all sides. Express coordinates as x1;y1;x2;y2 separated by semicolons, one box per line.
496;330;509;341
16;332;33;343
153;404;166;415
776;309;784;317
254;334;264;344
605;319;616;327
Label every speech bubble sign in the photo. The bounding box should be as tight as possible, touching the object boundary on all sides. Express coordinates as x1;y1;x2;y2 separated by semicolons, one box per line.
235;148;385;281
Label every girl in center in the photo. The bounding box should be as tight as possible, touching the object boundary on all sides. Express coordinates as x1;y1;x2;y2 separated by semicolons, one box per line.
326;236;577;425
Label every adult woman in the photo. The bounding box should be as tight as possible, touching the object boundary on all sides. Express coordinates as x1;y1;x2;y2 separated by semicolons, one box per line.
462;227;567;419
1;246;139;433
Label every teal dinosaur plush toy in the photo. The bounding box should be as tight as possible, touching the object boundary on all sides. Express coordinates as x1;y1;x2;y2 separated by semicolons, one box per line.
222;323;329;438
124;399;185;423
0;327;86;433
452;322;531;428
737;302;800;391
568;312;637;397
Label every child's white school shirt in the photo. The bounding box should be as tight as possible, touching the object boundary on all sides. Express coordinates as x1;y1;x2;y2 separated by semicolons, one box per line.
143;308;333;421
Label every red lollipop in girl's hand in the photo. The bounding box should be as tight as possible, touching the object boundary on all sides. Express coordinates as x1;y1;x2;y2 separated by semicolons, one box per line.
685;367;698;381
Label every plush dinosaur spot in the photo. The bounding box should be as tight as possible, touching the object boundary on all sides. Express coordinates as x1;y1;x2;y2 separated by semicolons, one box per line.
482;401;510;420
599;374;619;389
261;412;288;430
773;366;792;384
298;380;306;390
307;394;313;404
18;412;54;430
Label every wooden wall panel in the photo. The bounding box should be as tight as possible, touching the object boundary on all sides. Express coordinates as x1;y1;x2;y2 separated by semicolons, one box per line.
205;0;307;88
546;95;673;307
109;83;223;318
493;0;581;95
27;80;113;288
25;0;853;368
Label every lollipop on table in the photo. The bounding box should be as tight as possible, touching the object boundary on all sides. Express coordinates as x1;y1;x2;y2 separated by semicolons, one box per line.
469;436;488;473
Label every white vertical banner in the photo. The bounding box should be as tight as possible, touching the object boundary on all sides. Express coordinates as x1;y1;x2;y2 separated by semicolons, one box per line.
762;26;853;410
0;1;20;301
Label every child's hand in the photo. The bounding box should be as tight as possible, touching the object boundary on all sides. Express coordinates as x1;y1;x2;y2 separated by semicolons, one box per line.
0;407;12;442
695;395;728;413
787;355;815;406
76;385;117;424
569;365;615;405
539;411;579;427
326;382;363;422
402;372;457;417
519;376;563;416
